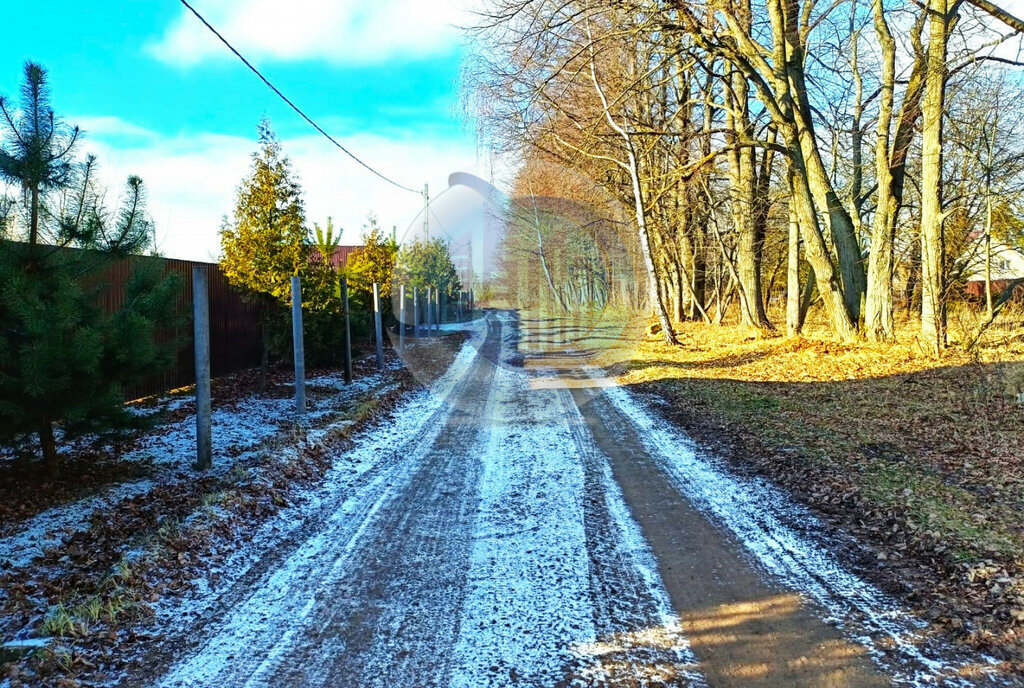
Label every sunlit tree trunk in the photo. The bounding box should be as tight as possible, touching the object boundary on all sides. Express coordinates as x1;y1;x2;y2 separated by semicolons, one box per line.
776;1;865;321
864;0;898;341
786;181;801;337
920;0;960;354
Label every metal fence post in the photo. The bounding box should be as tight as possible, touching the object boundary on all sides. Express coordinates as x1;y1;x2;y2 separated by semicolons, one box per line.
192;266;212;470
341;275;352;385
373;282;384;369
291;276;305;415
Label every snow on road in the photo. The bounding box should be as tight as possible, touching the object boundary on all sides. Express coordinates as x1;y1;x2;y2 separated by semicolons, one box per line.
155;320;490;688
447;346;597;687
152;313;709;688
140;311;984;687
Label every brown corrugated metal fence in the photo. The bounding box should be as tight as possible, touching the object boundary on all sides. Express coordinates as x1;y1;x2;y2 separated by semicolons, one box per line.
83;251;262;400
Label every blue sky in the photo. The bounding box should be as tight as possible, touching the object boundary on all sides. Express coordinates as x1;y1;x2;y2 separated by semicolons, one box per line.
0;1;485;260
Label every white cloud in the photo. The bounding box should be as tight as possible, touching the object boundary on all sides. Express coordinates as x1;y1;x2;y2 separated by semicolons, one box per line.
149;0;473;67
80;117;484;261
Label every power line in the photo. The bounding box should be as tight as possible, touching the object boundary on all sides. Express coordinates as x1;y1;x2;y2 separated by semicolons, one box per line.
178;0;420;194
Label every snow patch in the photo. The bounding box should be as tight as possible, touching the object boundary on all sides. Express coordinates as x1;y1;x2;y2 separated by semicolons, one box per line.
449;359;596;687
0;479;156;570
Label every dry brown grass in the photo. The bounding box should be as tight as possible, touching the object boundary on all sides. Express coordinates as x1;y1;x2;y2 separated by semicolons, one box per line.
597;311;1024;662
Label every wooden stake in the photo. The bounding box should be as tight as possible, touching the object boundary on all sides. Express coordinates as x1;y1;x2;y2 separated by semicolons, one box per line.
341;276;352;385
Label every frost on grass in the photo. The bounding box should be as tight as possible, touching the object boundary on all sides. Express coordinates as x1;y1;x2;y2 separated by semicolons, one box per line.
0;365;403;576
0;480;156;569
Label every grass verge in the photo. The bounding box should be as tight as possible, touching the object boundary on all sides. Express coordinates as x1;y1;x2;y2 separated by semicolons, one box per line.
609;319;1024;667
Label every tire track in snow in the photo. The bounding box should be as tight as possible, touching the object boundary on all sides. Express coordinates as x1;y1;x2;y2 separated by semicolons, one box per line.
273;317;505;688
557;386;706;687
594;375;997;687
154;320;491;688
447;318;706;688
447;352;597;687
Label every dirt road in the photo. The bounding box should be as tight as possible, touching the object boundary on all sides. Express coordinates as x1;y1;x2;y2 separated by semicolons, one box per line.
147;312;995;688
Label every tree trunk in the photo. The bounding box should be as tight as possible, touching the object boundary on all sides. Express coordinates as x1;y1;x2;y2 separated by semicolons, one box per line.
785;136;858;340
786;202;801;337
777;2;866;321
864;0;898;341
39;421;59;479
762;0;858;339
29;185;39;246
726;63;770;330
985;212;993;315
690;225;707;321
920;0;959;354
799;265;816;327
679;232;694;321
905;240;921;316
865;3;926;340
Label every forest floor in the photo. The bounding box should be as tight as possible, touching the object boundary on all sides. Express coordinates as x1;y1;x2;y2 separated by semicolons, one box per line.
607;312;1024;671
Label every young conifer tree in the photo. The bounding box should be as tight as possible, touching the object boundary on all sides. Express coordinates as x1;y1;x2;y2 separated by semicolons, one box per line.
0;62;179;477
219;118;311;377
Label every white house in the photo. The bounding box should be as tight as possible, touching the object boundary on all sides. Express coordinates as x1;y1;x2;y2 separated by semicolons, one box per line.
963;235;1024;283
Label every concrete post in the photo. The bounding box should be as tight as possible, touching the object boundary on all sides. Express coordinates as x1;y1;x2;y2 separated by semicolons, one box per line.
426;287;432;333
291;276;306;415
413;286;419;339
192;266;212;470
373;282;384;369
341;276;352;385
399;283;405;352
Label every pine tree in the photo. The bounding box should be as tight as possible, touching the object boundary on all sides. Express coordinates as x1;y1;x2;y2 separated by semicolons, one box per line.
346;215;398;298
313;217;341;267
0;62;179;478
395;235;461;299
